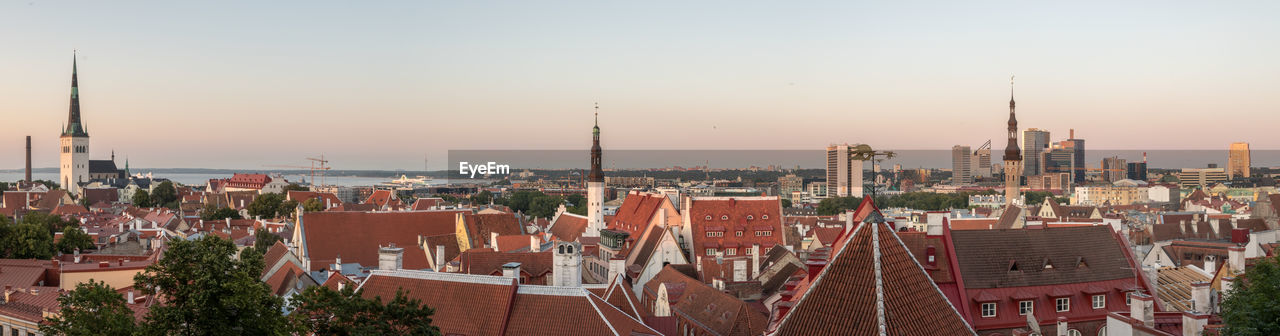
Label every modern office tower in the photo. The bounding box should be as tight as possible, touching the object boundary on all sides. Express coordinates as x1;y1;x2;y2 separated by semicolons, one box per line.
1062;129;1086;184
826;144;864;197
1101;156;1127;183
971;141;992;178
1228;142;1251;179
1022;128;1050;177
1127;161;1148;181
952;145;973;185
1043;143;1075;179
1177;168;1229;188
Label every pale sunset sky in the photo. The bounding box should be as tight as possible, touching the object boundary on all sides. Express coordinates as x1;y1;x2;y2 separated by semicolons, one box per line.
1;1;1277;170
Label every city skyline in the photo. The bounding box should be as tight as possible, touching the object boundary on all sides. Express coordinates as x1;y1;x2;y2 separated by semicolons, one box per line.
2;1;1278;170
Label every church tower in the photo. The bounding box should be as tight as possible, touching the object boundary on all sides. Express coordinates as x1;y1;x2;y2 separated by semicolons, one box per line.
584;104;605;237
60;52;90;195
1002;76;1022;206
552;241;583;287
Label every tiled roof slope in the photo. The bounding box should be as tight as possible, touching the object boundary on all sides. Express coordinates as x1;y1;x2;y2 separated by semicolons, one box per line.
550;212;589;242
299;210;466;271
950;225;1134;288
609;192;667;236
358;270;660;336
773;220;974;336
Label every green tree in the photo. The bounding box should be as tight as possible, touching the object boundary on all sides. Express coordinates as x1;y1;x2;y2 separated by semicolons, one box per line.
254;228;282;250
470;190;493;205
132;189;152;207
817;197;862;215
781;198;793;208
283;184;309;192
21;211;73;235
57;225;95;254
247;193;286;219
201;204;243;221
33;179;61;190
151;181;179;209
9;224;55;259
134;235;291;336
508;190;536;213
290;285;441;335
528;195;563;219
277;200;299;219
1023;191;1054;205
40;280;137;336
302;198;325;213
1221;254;1280;336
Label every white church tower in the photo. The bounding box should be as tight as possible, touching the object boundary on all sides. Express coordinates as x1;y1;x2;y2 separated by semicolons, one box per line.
584;104;605;237
60;52;90;195
551;241;583;287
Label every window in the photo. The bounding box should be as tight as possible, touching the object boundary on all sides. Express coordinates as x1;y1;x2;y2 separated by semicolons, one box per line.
1019;300;1033;315
1125;293;1132;306
1066;329;1082;336
980;303;996;317
727;248;737;256
721;215;729;220
736;231;743;237
762;215;768;219
705;215;712;220
747;215;754;220
705;248;716;255
1056;298;1070;312
1092;295;1105;309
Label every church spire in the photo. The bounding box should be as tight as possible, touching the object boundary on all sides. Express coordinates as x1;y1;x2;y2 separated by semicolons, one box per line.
63;51;88;137
1003;75;1020;161
588;103;603;182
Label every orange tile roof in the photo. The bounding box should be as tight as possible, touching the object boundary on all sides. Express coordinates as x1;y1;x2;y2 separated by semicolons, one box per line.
549;212;589;242
298;210;467;271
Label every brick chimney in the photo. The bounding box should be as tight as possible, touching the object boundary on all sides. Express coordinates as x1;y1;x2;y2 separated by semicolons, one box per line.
435;245;446;271
530;236;540;252
1129;292;1154;327
378;244;404;270
1228;245;1245;274
502;262;522;283
490;232;500;251
1191;281;1211;313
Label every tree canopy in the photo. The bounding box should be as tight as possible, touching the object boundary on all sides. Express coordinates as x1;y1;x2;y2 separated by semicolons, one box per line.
131;189;152;207
57;225;96;254
247;193;287;219
290;285;441;335
151;181;179;209
201;204;243;221
133;235;291;335
1221;254;1280;336
40;280;137;336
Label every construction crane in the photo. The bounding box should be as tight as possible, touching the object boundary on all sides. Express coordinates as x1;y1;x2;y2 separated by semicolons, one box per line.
264;155;332;187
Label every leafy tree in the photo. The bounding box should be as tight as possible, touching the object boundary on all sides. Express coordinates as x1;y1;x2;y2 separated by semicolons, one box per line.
290;285;440;335
57;225;95;254
283;184;309;192
781;198;793;208
302;198;325;213
1023;191;1055;205
247;193;286;219
470;190;493;205
1053;196;1071;205
817;197;862;215
151;181;178;209
508;190;536;213
528;195;563;219
277;200;299;219
132;189;152;207
1221;254;1280;335
40;280;137;336
201;204;243;221
566;194;585;208
134;235;291;336
21;211;74;235
254;228;282;250
9;224;55;259
33;179;61;190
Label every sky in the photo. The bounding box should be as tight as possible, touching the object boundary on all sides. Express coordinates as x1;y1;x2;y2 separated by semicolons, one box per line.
1;1;1277;170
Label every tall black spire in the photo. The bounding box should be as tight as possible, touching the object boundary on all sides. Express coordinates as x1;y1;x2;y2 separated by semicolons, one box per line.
1003;76;1020;161
588;103;603;182
63;51;88;137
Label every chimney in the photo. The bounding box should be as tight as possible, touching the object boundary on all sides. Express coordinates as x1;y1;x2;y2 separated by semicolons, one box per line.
733;259;747;282
25;136;31;182
1228;245;1245;274
434;245;445;271
1056;316;1068;336
74;248;81;263
530;236;540;252
1204;255;1217;275
333;255;342;272
1191;281;1211;313
491;232;500;252
378;244;405;270
502;262;522;283
1182;311;1211;336
1130;292;1154;327
127;290;134;304
696;256;703;274
805;259;826;280
751;244;761;279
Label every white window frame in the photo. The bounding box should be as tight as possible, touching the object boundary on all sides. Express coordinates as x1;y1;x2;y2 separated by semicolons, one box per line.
1019;300;1033;315
1092;294;1105;309
726;248;737;256
705;248;716;255
1056;297;1070;312
980;302;997;317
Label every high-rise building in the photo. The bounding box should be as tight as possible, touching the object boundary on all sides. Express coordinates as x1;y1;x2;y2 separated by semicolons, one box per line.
971;141;992;179
1101;156;1127;183
826;144;864;197
777;174;803;200
584;106;605;238
951;145;972;185
1177;168;1228;189
60;53;90;195
1043;143;1075;180
1003;78;1023;206
1126;161;1148;181
1228;142;1251;179
1062;129;1086;184
1022;128;1050;177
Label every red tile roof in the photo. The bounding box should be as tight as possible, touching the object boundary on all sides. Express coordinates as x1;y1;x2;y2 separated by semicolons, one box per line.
688;197;784;259
458;250;553;285
364;190;399;209
462;213;524;248
357;270;660;336
411;197;445;210
550;212;589;242
609;192;668;237
286;191;343;208
298;210;467;271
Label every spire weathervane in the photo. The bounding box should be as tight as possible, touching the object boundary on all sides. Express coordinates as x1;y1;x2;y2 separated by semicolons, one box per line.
594;102;599;126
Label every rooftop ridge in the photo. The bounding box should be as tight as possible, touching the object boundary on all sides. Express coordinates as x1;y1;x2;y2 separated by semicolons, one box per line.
365;269;513;285
691;196;778;201
516;285;590;296
872;223;887;336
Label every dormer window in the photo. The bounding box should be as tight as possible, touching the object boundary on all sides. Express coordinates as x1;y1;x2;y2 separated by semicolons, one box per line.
762;215;769;220
705;215;712;220
721;215;729;220
747;215;754;220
